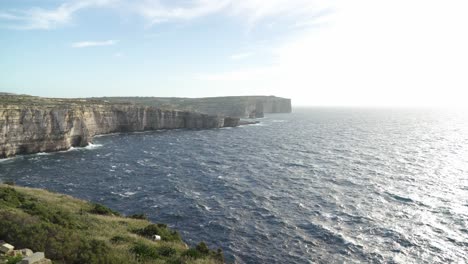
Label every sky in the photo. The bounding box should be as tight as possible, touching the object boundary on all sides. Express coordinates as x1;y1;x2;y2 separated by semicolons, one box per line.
0;0;467;107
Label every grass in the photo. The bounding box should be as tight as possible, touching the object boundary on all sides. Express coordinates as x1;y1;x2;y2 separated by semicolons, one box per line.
0;184;224;264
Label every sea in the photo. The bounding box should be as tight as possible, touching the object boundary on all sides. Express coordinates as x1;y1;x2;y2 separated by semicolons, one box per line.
1;108;467;263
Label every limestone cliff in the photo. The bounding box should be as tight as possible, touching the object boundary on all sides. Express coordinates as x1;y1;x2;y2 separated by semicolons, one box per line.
98;96;292;118
0;95;240;158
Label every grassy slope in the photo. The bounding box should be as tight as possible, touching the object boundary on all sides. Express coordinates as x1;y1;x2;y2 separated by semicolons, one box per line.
0;184;224;264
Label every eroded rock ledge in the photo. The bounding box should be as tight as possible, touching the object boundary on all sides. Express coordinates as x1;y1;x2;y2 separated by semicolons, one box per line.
0;95;240;158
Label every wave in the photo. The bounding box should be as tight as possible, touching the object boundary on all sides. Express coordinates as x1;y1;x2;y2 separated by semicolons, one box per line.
84;143;103;149
0;157;16;163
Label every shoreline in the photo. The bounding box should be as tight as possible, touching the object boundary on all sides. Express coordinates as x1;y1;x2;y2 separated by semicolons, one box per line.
0;122;261;161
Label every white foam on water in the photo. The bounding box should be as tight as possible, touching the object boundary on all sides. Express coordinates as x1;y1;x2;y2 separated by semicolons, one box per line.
238;122;266;128
111;191;137;198
84;143;103;150
0;157;16;163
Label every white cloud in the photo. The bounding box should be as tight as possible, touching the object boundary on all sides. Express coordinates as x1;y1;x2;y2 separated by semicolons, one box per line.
136;0;231;25
229;0;332;27
197;0;468;107
1;0;329;29
230;52;254;60
72;40;118;48
0;0;116;30
134;0;331;27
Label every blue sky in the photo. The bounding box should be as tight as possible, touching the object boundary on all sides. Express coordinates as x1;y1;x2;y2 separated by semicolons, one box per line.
1;0;467;106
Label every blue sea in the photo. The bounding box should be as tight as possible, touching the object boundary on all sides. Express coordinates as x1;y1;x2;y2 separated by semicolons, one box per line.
1;108;467;263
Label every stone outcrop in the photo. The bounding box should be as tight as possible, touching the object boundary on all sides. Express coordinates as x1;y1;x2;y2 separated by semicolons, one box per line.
0;241;51;264
0;95;240;158
20;252;51;264
98;96;292;118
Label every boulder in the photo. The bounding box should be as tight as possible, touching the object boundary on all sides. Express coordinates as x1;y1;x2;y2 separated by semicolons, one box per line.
15;249;34;257
0;243;14;254
19;252;51;264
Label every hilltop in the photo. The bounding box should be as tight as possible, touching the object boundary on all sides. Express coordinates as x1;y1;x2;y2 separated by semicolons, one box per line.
0;184;224;264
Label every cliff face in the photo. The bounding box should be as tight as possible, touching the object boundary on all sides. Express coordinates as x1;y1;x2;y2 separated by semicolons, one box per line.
99;96;292;118
259;97;292;114
0;96;239;158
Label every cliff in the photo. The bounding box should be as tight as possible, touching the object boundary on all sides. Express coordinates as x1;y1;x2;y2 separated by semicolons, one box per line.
0;95;240;159
0;184;224;263
98;96;292;118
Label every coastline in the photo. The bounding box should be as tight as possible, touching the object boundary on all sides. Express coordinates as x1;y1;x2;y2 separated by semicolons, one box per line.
0;94;291;159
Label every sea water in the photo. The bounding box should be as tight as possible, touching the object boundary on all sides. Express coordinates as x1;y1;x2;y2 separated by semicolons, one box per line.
1;108;467;263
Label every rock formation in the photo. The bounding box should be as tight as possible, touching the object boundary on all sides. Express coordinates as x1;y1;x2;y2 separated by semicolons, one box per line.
97;96;292;118
0;95;240;158
0;241;51;264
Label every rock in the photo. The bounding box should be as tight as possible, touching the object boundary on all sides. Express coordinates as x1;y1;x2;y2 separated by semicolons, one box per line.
12;248;33;257
20;252;42;264
223;117;240;127
19;252;51;264
0;243;14;254
238;120;260;126
0;95;242;158
20;249;33;257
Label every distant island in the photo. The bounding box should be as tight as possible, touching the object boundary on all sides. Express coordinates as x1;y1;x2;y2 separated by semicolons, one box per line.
0;94;291;158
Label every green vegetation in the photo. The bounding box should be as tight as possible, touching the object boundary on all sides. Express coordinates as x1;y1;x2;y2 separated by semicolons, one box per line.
2;180;15;186
128;213;149;220
0;94;128;108
89;203;121;216
134;224;182;242
0;184;224;264
182;242;224;261
4;255;23;264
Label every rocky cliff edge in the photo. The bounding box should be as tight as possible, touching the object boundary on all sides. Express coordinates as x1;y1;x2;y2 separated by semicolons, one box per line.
0;95;240;158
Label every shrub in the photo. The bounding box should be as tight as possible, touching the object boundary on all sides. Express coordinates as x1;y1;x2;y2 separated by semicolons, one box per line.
157;245;177;257
74;239;119;264
19;200;79;229
5;255;23;264
110;235;130;244
182;248;202;259
181;242;224;262
130;242;159;261
127;213;148;220
0;187;25;207
89;203;121;216
196;242;210;255
214;248;225;263
135;224;181;242
2;180;15;186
